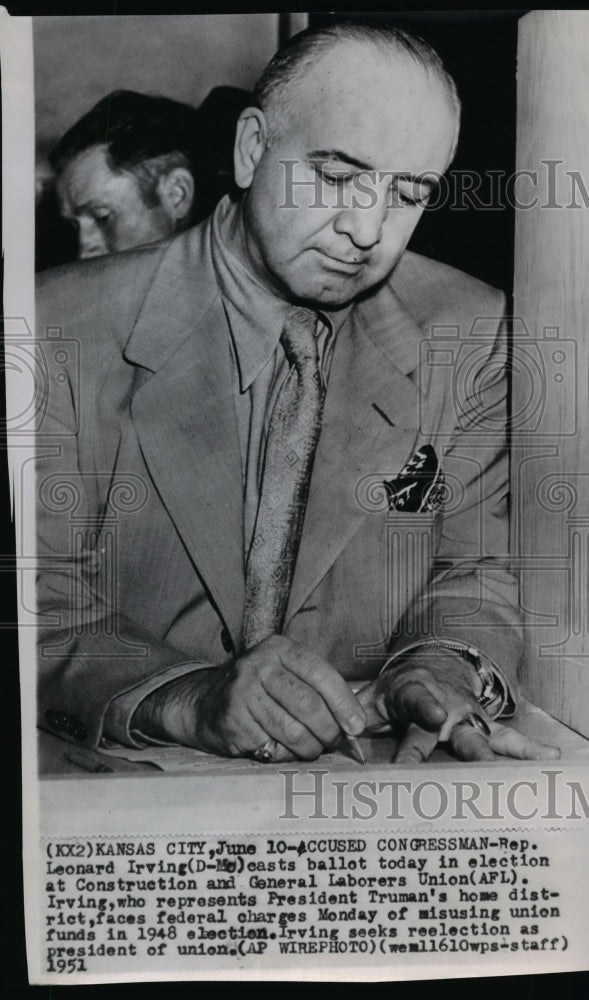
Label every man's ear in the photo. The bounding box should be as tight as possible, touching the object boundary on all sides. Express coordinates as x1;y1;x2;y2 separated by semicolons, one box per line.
233;107;268;190
157;167;195;225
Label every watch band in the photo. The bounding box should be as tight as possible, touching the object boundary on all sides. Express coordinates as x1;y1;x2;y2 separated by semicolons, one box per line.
380;640;515;718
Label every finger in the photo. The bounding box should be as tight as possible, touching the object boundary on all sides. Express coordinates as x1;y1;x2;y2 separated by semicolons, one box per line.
256;740;297;764
221;703;295;760
262;669;341;747
249;689;324;761
394;723;440;764
389;680;447;731
356;681;393;731
489;725;561;761
278;641;365;736
449;721;497;761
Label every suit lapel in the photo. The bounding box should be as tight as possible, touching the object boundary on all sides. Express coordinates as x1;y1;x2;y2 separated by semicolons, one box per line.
286;283;425;622
124;228;245;640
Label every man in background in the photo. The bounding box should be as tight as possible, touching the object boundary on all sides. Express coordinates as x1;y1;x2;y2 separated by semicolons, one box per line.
39;87;251;265
48;90;202;260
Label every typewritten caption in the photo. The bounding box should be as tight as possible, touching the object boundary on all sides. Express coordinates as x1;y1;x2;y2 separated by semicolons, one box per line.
30;765;589;981
43;832;575;974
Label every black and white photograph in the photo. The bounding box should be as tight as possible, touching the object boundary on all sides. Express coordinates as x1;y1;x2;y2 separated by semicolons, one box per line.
2;7;589;987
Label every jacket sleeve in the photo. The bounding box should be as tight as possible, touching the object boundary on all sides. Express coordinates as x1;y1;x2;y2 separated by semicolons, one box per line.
35;262;214;751
386;307;523;707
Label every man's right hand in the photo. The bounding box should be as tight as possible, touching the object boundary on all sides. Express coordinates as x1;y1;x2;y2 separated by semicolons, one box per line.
132;635;366;761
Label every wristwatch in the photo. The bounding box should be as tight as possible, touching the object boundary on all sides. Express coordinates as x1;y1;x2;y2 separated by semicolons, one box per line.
380;640;516;719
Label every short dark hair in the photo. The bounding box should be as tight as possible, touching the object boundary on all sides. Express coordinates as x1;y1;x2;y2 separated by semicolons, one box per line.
50;90;202;212
254;20;460;152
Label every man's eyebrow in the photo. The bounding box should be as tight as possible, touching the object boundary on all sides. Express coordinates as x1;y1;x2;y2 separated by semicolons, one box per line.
308;151;438;190
308;149;374;171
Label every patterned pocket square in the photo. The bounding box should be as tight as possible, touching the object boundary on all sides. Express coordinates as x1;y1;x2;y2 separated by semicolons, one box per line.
384;444;445;512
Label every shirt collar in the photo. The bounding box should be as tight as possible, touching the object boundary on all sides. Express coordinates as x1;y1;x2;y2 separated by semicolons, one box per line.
211;196;291;391
210;195;352;391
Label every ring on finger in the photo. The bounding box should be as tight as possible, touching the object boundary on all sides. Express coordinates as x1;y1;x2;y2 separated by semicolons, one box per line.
456;712;491;738
252;738;278;763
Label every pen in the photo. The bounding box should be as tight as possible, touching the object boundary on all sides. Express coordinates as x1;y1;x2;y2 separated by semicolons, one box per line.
345;734;366;766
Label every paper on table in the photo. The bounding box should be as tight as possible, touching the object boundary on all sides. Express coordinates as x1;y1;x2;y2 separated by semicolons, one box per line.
98;741;373;774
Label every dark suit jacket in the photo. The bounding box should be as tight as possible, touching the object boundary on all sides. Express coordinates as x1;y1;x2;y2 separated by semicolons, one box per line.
35;218;522;749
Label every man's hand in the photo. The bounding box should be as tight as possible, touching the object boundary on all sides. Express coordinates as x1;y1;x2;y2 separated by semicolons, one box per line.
133;635;366;761
357;651;560;764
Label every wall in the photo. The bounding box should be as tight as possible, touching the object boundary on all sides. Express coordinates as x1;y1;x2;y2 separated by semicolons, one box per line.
33;14;281;152
513;9;589;735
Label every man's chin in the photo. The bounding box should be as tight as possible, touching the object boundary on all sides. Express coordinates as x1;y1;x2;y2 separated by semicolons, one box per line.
290;277;370;310
301;291;359;309
299;278;393;310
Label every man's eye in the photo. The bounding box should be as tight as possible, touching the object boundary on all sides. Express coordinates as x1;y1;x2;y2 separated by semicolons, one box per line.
322;172;350;186
395;189;418;207
394;187;429;208
312;165;351;186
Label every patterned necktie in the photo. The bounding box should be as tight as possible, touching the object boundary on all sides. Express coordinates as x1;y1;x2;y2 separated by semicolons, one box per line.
242;306;326;648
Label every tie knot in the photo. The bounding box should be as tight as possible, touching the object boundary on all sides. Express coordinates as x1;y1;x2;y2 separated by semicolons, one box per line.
280;306;319;366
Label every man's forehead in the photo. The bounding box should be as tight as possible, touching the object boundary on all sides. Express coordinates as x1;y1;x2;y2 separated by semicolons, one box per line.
58;145;131;200
59;145;110;188
298;40;446;107
283;40;456;168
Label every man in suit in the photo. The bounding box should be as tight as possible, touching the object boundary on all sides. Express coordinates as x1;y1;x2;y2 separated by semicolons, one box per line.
37;21;558;766
44;87;254;269
48;91;203;262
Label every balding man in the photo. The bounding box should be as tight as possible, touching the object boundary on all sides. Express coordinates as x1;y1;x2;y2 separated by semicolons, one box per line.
36;22;558;766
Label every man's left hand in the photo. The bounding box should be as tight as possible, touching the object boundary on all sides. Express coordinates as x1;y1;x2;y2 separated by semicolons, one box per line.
356;651;560;763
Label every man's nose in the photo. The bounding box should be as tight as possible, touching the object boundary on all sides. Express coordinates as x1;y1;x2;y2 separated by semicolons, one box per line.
77;219;107;260
332;186;389;250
